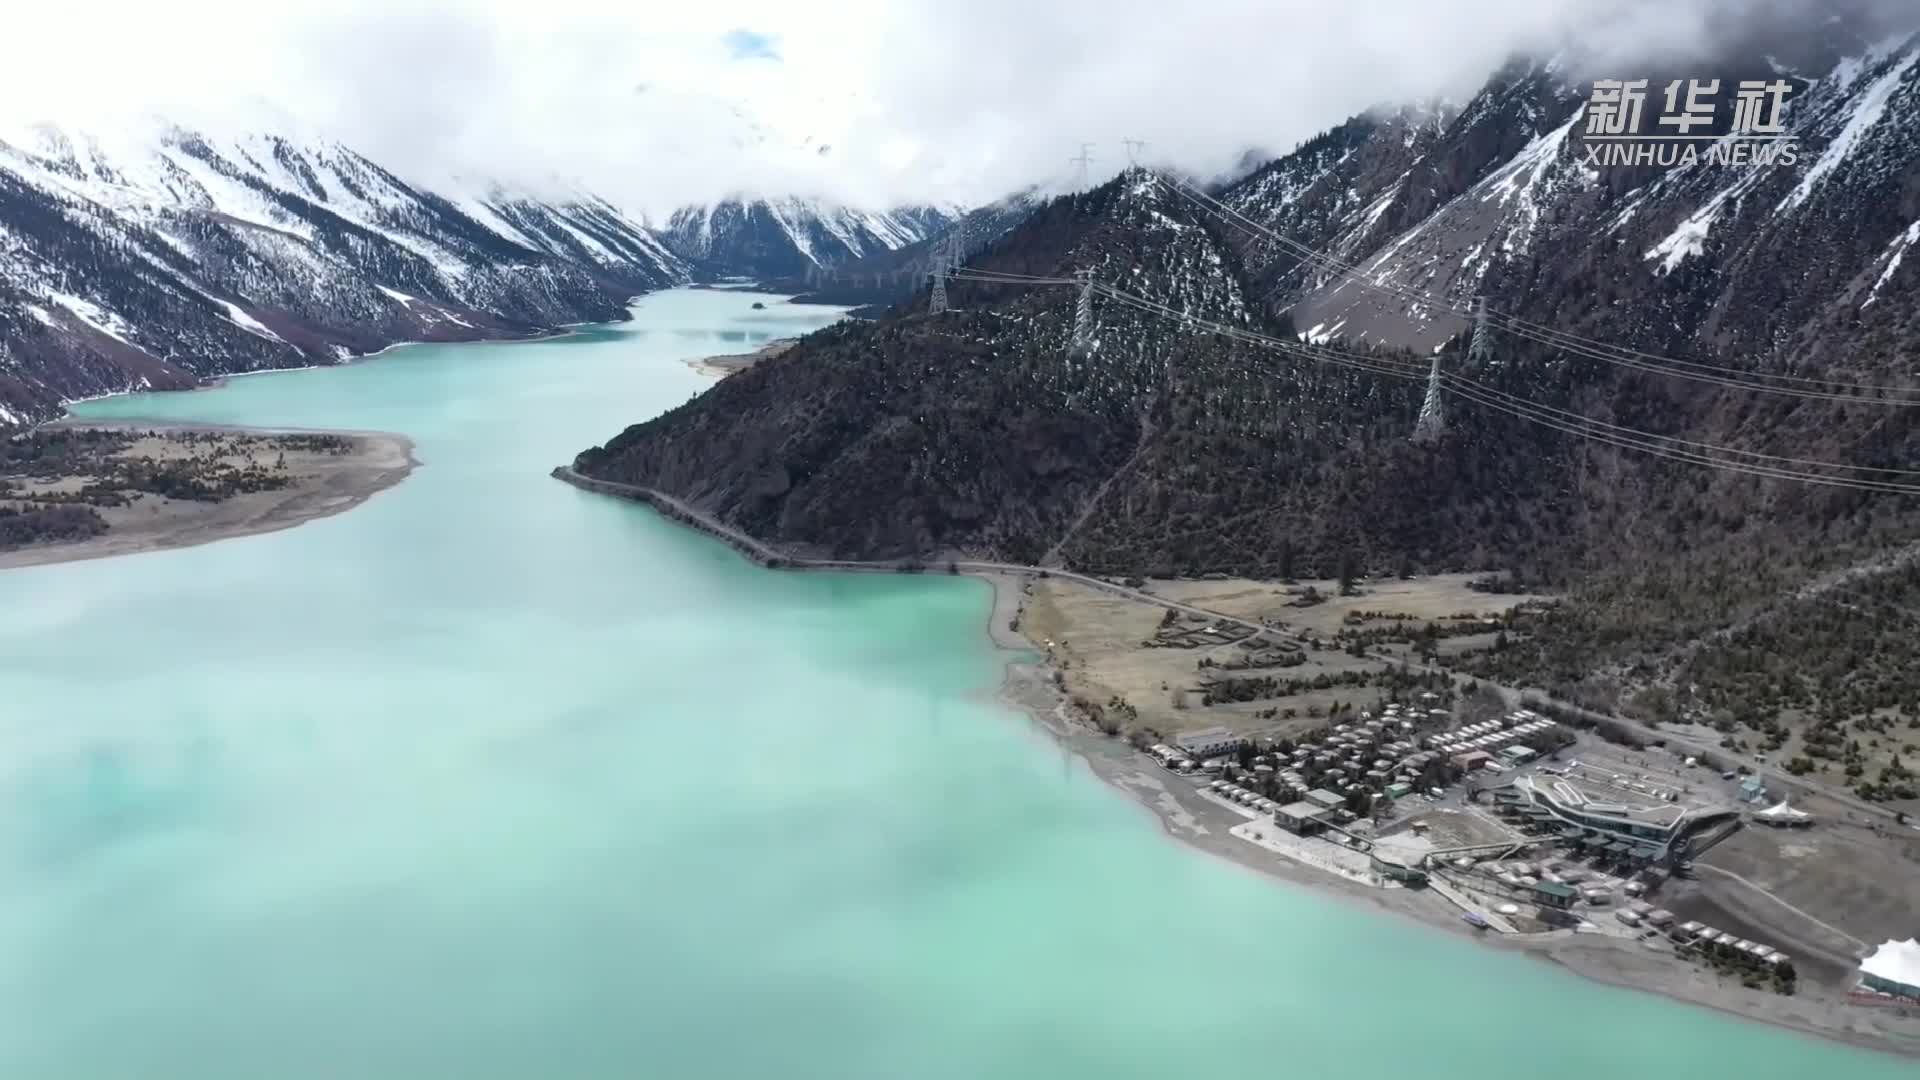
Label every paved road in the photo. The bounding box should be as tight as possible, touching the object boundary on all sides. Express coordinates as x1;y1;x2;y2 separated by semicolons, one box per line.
555;466;1908;829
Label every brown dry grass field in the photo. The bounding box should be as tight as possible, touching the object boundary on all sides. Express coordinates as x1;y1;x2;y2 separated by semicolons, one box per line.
1018;573;1542;742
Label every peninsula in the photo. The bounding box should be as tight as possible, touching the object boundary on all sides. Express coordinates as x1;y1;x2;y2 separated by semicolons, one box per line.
1;421;415;571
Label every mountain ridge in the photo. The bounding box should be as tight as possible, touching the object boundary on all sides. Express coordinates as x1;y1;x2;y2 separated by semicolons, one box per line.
658;196;962;282
573;29;1920;734
0;119;703;426
0;122;972;429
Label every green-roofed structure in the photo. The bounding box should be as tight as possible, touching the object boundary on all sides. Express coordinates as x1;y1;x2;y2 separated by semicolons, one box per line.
1529;881;1577;909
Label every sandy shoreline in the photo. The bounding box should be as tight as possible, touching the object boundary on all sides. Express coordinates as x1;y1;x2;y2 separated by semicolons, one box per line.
1;421;417;572
685;337;798;379
972;571;1920;1060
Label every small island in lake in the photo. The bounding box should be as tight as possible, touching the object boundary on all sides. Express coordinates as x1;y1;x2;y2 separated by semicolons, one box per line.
1;422;414;570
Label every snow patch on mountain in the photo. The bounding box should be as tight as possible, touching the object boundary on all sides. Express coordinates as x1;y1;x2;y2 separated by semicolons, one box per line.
220;300;283;342
46;292;135;343
1778;47;1920;214
1864;221;1920;308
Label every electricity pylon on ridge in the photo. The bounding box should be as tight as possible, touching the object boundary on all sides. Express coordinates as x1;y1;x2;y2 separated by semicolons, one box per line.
1468;295;1494;367
1070;143;1095;189
1071;270;1095;356
1413;352;1445;443
928;248;949;315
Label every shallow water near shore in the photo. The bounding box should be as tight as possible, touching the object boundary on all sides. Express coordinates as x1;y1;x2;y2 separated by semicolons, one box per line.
0;289;1909;1078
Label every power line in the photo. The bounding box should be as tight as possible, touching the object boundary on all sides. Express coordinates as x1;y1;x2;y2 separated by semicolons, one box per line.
1109;273;1920;484
952;264;1920;494
1155;173;1920;405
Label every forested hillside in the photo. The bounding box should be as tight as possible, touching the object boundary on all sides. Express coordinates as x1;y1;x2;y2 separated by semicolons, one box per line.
578;27;1920;753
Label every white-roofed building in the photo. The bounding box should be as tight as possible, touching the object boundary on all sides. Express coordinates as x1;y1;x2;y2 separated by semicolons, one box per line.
1174;727;1245;760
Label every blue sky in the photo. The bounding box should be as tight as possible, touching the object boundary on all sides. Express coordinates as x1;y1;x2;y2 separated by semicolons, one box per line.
722;29;782;62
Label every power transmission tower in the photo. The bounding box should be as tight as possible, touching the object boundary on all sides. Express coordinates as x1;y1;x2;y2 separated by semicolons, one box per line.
1468;296;1494;367
1122;138;1148;165
1413;353;1445;444
1070;143;1095;189
1071;270;1095;355
928;246;949;315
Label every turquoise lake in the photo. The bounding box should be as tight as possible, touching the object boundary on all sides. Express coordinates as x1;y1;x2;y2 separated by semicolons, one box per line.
0;288;1909;1078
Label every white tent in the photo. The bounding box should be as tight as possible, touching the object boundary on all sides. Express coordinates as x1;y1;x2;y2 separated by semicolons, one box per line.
1754;799;1812;826
1861;939;1920;997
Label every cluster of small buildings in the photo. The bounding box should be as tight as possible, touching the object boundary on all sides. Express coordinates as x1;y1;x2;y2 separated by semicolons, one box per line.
1428;710;1560;772
1208;779;1282;817
1264;704;1454;833
1673;921;1793;972
1468;857;1628;910
1611;899;1676;929
1272;787;1352;835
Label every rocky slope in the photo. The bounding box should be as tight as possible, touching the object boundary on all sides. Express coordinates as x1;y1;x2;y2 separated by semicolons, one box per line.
0;120;689;427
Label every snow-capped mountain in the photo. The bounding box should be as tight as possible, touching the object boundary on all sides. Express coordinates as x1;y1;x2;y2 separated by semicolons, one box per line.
660;197;962;281
765;187;1049;308
1227;33;1920;368
0;119;689;427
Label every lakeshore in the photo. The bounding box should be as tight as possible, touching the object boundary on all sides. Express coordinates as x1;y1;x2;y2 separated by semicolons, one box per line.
550;466;1920;1061
977;571;1920;1059
0;420;415;571
6;289;1914;1076
684;336;798;378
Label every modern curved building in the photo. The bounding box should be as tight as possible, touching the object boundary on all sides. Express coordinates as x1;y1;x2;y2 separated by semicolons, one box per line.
1508;775;1735;858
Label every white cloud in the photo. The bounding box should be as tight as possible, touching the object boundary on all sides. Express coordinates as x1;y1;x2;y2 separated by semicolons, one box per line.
0;1;1909;216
